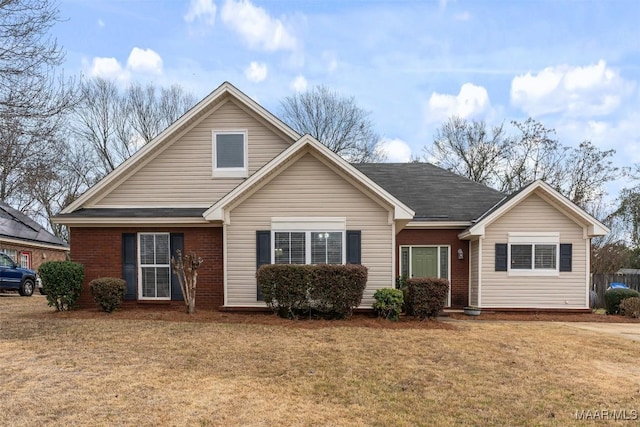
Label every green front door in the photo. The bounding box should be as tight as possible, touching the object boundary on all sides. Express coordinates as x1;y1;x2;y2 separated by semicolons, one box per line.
411;247;438;278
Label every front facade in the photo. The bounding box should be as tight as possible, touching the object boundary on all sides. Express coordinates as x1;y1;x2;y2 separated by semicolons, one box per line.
55;82;607;311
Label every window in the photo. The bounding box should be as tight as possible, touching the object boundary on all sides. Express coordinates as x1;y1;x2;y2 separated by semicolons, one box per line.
1;249;17;262
212;131;247;177
271;218;346;265
19;252;30;269
507;233;559;276
138;233;171;300
275;232;305;264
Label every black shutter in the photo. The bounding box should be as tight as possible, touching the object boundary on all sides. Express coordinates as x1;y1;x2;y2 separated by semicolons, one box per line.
122;233;137;300
346;230;361;264
170;233;184;301
559;243;572;272
495;243;507;271
256;231;271;300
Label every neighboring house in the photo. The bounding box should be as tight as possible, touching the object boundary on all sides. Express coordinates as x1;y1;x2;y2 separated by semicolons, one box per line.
54;82;608;311
0;201;69;270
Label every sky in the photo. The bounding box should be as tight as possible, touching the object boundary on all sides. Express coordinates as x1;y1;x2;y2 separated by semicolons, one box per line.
52;0;640;198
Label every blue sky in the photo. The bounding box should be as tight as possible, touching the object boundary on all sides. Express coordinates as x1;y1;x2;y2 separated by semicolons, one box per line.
53;0;640;195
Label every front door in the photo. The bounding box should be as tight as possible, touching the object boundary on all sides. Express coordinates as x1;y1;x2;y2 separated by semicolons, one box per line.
411;247;438;278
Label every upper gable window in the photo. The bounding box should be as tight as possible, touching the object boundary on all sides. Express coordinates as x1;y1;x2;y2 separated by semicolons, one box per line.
212;130;248;177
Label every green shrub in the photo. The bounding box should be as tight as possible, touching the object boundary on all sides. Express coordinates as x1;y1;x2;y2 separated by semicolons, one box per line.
39;261;85;311
605;288;640;315
620;297;640;318
89;278;126;313
257;264;368;319
257;264;310;319
405;277;449;320
373;288;404;321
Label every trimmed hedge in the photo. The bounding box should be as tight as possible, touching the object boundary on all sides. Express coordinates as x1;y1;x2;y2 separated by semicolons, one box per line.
405;277;449;319
90;278;126;313
605;288;640;315
373;288;404;321
257;264;368;319
620;297;640;318
39;261;85;311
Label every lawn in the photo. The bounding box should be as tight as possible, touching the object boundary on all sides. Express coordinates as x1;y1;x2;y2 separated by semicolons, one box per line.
1;295;639;426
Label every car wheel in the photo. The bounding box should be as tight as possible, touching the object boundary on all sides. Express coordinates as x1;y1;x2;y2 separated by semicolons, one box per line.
20;279;34;297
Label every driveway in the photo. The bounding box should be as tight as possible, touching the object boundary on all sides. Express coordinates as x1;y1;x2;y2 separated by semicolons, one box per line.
563;322;640;342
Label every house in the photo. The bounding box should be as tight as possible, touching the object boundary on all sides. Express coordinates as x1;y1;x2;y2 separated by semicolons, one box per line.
54;82;608;311
0;201;69;270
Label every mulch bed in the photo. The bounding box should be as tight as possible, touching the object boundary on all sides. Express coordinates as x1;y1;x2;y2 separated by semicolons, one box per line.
30;304;640;327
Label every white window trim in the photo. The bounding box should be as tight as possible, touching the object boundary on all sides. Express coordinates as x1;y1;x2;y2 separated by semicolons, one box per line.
271;218;347;265
137;232;171;301
212;130;248;178
507;232;560;277
398;245;451;307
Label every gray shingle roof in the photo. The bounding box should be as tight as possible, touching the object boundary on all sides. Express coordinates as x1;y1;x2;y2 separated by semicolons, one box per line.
56;208;207;218
0;201;68;248
353;163;506;222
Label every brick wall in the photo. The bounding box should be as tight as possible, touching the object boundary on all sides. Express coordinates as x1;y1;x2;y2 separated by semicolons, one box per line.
69;227;224;310
0;241;67;271
396;228;469;308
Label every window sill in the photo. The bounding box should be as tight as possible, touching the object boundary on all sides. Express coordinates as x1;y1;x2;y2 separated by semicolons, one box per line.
212;169;248;178
508;269;560;277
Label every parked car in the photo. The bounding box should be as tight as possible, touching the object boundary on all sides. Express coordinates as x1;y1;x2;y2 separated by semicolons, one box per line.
0;253;39;296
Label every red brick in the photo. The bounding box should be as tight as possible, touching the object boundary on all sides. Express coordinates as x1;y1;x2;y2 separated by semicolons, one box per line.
69;227;224;310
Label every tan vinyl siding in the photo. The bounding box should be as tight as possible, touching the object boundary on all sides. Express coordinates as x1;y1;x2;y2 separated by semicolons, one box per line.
469;239;479;307
96;99;292;207
480;193;587;308
226;152;393;307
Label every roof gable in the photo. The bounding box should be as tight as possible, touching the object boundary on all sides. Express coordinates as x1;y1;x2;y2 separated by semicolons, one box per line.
460;180;609;238
62;82;300;214
204;135;415;222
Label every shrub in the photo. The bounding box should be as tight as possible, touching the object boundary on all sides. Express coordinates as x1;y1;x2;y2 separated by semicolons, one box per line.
257;264;368;319
605;288;640;315
373;288;404;321
89;278;126;313
405;277;449;320
257;264;310;319
39;261;85;311
620;297;640;318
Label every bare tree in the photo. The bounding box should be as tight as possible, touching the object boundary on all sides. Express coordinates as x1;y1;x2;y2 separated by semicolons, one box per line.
0;0;76;209
499;118;569;194
127;82;197;144
426;116;510;187
171;250;204;314
72;78;197;176
565;141;618;208
279;85;385;163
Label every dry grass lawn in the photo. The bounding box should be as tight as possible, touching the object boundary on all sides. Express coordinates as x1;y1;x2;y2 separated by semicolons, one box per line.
1;295;639;426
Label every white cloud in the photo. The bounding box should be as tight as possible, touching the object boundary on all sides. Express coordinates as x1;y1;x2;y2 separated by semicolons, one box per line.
290;75;307;92
376;138;413;163
244;61;267;82
97;19;105;28
126;47;163;75
89;57;128;81
510;60;635;117
184;0;217;25
220;0;297;52
427;83;492;123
